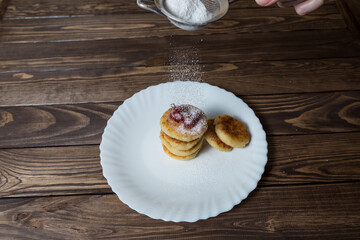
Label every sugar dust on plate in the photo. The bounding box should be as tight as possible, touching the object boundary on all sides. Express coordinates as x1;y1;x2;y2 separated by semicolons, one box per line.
164;0;214;24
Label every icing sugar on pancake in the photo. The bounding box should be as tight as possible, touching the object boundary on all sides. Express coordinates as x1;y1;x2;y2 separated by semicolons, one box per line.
160;104;207;142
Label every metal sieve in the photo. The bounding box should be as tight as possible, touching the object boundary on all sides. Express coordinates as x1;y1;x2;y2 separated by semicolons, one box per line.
137;0;238;31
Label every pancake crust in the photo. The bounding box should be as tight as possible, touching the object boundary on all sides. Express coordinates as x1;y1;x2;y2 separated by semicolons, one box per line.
160;107;207;142
204;119;233;152
214;115;250;148
162;144;200;161
161;130;201;150
160;131;203;156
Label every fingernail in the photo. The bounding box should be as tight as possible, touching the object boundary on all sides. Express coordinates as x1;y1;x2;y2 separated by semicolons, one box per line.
295;0;324;15
265;0;278;6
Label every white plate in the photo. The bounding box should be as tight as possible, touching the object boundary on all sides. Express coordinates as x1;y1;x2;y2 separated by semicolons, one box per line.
100;81;267;222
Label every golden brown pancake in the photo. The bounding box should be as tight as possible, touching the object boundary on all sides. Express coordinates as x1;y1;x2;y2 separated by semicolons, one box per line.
160;131;204;156
214;115;250;148
204;119;233;152
161;130;201;150
162;144;200;161
160;106;207;142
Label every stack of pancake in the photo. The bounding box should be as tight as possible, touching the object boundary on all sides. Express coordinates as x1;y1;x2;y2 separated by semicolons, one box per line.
160;105;208;160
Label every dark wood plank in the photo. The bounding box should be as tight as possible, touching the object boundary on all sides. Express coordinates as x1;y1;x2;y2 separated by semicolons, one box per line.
1;58;360;105
4;0;339;19
0;0;10;19
0;145;111;197
263;132;360;185
0;5;345;43
0;182;359;239
5;0;145;18
0;91;359;148
0;132;359;198
2;0;280;18
1;29;360;72
243;91;360;135
337;0;360;38
0;103;116;148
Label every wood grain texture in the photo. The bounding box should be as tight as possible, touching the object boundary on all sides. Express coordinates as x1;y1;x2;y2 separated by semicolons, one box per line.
1;29;360;73
4;0;147;18
0;182;359;239
0;91;359;149
0;103;117;148
0;0;10;19
3;0;339;19
0;132;359;198
243;91;360;135
1;58;360;105
0;6;346;43
0;145;110;197
337;0;360;37
2;0;288;18
263;132;360;185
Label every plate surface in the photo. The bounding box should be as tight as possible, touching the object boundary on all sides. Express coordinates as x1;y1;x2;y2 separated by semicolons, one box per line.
100;81;267;222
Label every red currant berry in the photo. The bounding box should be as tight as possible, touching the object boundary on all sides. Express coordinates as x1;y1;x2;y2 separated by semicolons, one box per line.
170;111;184;122
183;113;200;129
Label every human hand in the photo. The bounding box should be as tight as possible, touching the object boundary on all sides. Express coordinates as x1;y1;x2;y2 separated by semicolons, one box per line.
255;0;325;16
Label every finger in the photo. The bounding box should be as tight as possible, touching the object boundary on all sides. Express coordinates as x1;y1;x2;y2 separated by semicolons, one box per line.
255;0;278;6
294;0;324;15
277;0;305;8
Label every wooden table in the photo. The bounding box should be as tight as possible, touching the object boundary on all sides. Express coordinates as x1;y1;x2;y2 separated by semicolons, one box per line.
1;0;360;239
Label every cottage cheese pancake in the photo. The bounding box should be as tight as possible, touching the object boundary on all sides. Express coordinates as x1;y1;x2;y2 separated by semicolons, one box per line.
160;131;204;156
161;130;201;150
160;104;207;142
204;118;233;152
214;115;250;148
162;143;201;161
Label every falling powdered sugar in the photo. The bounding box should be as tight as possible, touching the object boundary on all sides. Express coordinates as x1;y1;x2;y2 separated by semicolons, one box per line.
167;38;206;110
168;45;203;83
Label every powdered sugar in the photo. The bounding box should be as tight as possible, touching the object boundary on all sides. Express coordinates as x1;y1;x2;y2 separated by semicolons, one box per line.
167;38;206;110
172;104;207;136
164;0;214;24
176;116;207;136
168;45;203;83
